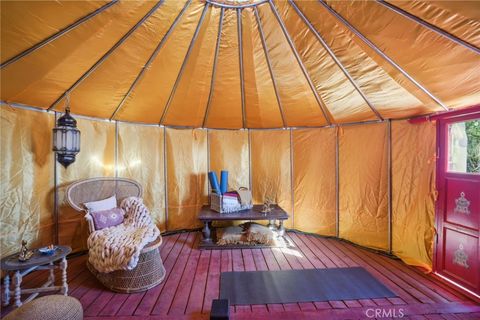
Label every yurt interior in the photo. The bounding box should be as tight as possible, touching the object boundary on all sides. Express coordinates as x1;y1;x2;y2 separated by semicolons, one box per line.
1;0;479;319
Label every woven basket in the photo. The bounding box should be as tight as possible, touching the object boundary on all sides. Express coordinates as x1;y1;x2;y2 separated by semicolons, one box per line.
86;237;165;293
4;295;83;320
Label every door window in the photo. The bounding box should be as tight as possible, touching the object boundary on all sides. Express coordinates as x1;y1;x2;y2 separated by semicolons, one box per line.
448;119;480;174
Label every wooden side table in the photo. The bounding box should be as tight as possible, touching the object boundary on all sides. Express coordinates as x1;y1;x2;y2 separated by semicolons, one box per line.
1;245;71;307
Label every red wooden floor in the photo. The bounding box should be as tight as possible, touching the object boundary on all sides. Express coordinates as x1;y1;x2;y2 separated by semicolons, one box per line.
1;231;479;319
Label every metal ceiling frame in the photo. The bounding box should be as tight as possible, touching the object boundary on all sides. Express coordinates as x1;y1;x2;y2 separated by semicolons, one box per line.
268;0;332;126
237;9;247;128
47;0;165;112
319;0;449;112
110;0;192;121
289;0;383;121
159;3;210;125
1;0;119;69
206;0;268;9
202;8;225;128
377;0;480;55
254;6;287;128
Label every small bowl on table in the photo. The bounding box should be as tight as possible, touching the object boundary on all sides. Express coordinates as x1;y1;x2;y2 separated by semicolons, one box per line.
39;246;57;255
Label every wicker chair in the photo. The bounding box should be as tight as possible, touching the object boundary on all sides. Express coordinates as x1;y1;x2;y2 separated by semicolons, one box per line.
66;177;166;293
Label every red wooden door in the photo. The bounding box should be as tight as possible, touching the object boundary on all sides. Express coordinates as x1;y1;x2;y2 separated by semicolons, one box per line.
435;108;480;297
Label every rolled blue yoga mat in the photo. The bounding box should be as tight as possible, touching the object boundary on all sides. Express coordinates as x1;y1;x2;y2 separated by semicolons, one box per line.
220;170;228;194
208;171;221;194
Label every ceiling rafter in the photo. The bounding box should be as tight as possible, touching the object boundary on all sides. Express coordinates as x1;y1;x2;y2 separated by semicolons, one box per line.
202;8;225;128
237;8;247;128
110;0;192;121
289;0;383;121
268;0;333;126
377;0;480;55
254;6;287;128
1;0;119;69
47;0;165;112
319;0;449;112
159;3;211;125
206;0;268;9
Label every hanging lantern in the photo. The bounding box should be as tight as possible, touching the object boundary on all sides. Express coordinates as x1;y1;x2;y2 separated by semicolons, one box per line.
52;104;80;168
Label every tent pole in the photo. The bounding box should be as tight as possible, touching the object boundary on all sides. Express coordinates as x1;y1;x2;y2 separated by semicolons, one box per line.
114;121;119;178
254;7;287;128
159;4;210;125
387;119;393;254
318;0;449;112
47;0;164;112
164;127;169;231
203;8;225;128
53;112;59;245
289;0;383;121
109;1;192;121
377;0;480;55
237;9;247;129
335;126;340;238
1;1;119;70
289;129;295;228
248;129;252;190
268;0;332;126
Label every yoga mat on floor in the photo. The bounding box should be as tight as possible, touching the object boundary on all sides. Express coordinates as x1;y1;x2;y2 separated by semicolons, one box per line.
220;267;396;305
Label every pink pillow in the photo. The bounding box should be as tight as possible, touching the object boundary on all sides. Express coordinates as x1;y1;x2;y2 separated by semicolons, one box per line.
91;207;125;230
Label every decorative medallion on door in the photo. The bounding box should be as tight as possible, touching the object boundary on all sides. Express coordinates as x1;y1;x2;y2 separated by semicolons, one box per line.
453;243;469;268
454;192;471;215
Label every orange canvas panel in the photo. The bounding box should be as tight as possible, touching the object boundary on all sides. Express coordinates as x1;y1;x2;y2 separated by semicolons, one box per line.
241;8;284;128
293;128;336;236
256;4;327;127
57;118;115;253
1;1;157;109
118;123;166;231
326;1;480;110
71;0;189;120
204;9;243;129
163;5;219;127
273;0;374;123
250;130;292;228
114;2;204;123
208;130;249;190
0;0;108;64
166;128;208;230
389;1;480;48
294;1;432;119
0;106;54;258
339;122;388;251
392;120;436;271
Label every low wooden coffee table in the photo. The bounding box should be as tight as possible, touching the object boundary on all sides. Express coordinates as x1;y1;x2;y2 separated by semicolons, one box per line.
198;205;289;249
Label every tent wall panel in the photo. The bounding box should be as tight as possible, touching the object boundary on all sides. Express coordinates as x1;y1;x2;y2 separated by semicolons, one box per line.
118;123;166;232
166;128;208;230
392;120;436;271
209;130;249;190
57;118;115;252
0;107;54;257
293;128;336;236
339;122;388;251
250;130;293;228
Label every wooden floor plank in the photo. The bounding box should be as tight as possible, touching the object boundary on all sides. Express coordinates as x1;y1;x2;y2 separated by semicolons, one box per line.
150;233;198;315
134;232;191;316
168;235;202;316
3;232;478;320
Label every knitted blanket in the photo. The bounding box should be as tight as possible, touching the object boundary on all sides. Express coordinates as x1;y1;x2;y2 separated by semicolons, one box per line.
87;197;160;273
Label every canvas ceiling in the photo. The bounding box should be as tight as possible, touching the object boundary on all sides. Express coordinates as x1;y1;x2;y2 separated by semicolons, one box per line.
1;0;479;128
